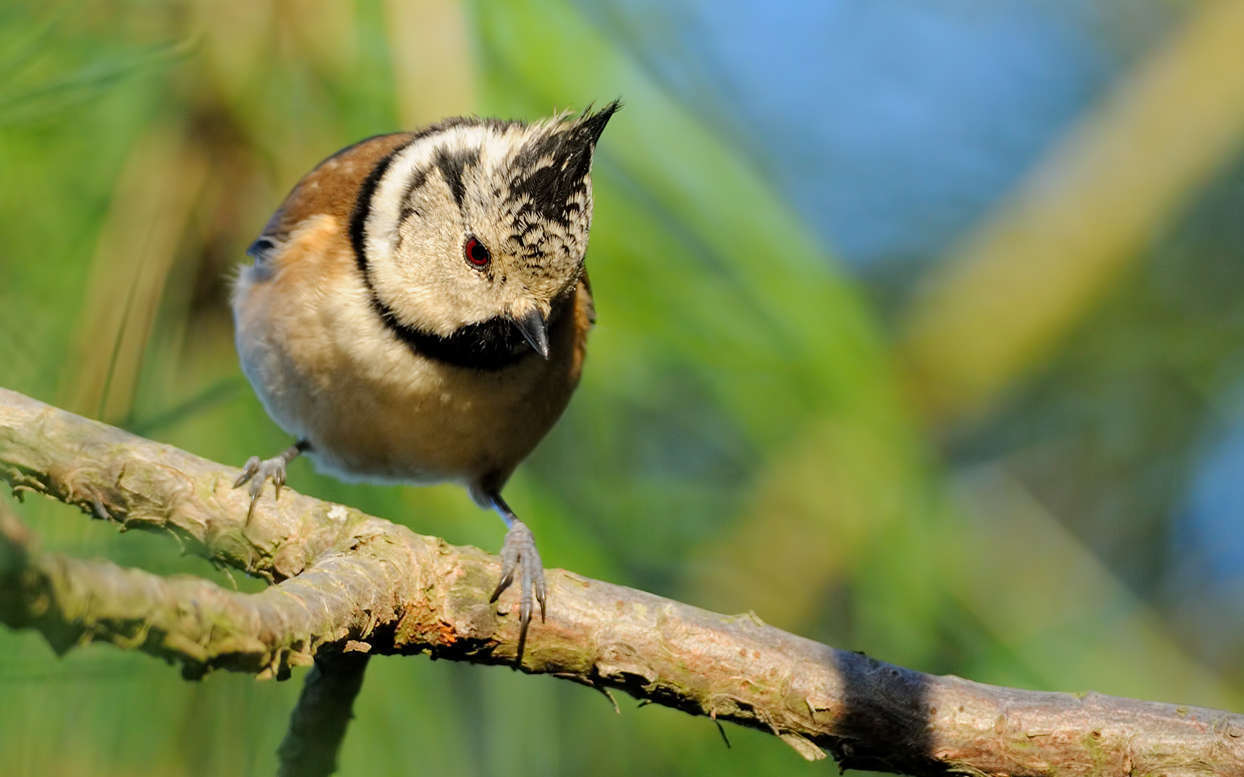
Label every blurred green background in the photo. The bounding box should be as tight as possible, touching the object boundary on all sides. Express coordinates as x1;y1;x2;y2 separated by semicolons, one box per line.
3;0;1244;774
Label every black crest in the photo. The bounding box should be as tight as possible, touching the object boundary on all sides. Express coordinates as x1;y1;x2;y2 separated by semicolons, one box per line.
507;100;620;226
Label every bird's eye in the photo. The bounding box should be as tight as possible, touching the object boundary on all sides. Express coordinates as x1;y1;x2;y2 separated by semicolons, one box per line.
464;236;491;269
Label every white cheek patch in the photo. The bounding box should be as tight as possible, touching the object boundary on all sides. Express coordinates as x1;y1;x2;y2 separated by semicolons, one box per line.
360;125;544;335
364;125;491;267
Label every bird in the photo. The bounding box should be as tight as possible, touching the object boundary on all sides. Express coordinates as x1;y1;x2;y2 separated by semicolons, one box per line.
230;102;619;661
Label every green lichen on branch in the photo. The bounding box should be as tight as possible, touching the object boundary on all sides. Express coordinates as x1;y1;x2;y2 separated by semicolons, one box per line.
0;514;405;680
2;387;1243;777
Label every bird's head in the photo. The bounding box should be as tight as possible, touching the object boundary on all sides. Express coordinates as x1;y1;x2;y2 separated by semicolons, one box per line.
353;102;619;362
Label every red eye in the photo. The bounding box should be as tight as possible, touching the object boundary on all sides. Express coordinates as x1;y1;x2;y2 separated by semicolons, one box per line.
464;236;491;268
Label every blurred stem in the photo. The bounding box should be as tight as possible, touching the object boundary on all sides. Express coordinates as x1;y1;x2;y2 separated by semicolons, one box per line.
277;652;371;777
900;0;1244;425
63;124;210;423
474;0;937;652
123;375;241;436
384;0;476;126
2;387;1243;775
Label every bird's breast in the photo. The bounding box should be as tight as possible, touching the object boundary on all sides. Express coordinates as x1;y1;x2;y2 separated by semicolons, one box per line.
233;225;589;489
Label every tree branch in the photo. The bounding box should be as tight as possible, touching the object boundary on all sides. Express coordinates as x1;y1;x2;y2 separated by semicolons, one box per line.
276;651;371;777
1;387;1240;776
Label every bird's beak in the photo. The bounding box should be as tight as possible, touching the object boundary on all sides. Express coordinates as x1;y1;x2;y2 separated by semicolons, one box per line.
511;309;550;359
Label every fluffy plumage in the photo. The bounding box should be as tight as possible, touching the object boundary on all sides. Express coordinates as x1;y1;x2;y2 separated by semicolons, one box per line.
231;103;617;660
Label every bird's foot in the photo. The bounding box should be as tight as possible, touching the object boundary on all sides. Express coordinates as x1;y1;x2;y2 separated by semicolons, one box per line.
489;518;547;664
233;441;307;520
233;454;289;519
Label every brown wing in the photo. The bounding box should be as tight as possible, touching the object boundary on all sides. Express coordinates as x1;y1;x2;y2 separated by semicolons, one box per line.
568;274;596;383
248;132;415;260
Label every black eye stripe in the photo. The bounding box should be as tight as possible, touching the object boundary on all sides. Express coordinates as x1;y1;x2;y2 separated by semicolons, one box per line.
350;143;409;277
436;147;480;209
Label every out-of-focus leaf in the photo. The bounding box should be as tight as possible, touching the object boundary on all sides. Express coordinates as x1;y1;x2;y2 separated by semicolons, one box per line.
471;0;942;660
900;0;1244;425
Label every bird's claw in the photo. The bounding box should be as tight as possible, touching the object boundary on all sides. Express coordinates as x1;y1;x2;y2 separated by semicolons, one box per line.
233;454;290;519
490;519;546;663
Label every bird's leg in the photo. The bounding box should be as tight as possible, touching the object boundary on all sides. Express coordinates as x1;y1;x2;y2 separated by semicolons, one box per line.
234;439;310;520
485;491;547;664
